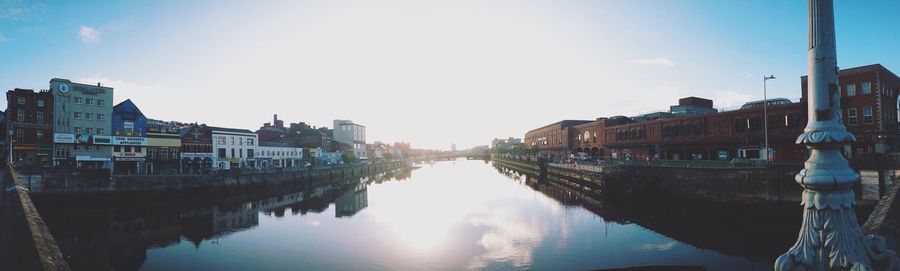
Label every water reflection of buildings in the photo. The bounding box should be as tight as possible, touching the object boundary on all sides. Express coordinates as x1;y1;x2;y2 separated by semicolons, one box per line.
43;185;341;270
492;163;805;263
335;184;368;218
38;167;414;271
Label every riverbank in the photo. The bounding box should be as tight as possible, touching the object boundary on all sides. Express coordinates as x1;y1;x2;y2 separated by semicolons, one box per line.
1;160;413;271
0;169;70;271
13;160;409;195
491;156;885;207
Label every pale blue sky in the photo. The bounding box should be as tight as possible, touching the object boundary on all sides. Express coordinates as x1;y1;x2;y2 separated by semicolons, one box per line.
1;0;898;150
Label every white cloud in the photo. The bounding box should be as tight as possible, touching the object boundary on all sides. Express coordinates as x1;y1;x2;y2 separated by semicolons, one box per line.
78;26;100;44
628;57;675;66
713;90;755;110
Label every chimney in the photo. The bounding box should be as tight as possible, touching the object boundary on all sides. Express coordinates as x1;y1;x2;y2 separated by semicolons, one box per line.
97;82;102;87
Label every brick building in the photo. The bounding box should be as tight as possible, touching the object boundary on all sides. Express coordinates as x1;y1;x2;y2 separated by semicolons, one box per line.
599;100;806;161
524;120;591;160
530;63;899;162
801;64;900;157
6;88;54;167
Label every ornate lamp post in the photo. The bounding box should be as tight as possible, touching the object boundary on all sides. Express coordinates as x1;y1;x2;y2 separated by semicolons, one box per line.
776;0;899;270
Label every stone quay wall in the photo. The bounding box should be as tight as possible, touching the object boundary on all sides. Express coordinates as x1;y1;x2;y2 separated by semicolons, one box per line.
1;170;70;271
17;161;409;195
494;157;815;206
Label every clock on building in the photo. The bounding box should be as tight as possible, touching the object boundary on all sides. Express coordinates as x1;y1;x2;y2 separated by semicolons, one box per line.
59;83;70;93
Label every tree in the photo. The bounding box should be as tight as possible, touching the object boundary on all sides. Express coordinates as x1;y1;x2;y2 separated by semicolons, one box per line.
342;152;357;164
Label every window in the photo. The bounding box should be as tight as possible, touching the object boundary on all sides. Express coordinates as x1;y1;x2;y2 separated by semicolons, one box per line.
36;112;44;124
114;146;122;152
16;129;23;143
231;148;235;158
37;100;44;107
239;137;244;145
125;146;132;152
863;106;873;125
97;99;105;106
85;128;93;134
247;138;255;146
36;131;43;144
862;82;872;95
135;147;142;153
734;119;747;132
86;113;94;120
847;108;858;125
787;112;804;127
217;136;226;145
75;97;83;104
73;112;82;119
73;127;81;133
86;145;92;151
768;115;784;128
17;109;24;121
846;84;856;96
17;97;25;104
97;114;105;120
97;128;104;134
218;148;227;158
85;98;94;105
230;137;235;145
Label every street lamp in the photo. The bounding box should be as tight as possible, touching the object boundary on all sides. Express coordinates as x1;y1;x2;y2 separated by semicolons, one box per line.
763;74;775;163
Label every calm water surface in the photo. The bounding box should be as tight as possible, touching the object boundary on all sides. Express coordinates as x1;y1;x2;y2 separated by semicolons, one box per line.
37;159;790;270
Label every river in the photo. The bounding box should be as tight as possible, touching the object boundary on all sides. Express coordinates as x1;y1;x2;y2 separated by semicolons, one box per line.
35;159;806;270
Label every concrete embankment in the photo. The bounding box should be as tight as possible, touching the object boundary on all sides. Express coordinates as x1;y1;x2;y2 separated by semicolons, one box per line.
491;157;889;207
17;161;409;195
1;170;70;271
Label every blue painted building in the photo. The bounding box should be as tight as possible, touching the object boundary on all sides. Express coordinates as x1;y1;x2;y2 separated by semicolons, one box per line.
111;99;147;137
110;99;149;174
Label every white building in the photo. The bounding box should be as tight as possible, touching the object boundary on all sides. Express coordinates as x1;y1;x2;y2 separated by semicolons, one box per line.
210;126;258;170
256;142;303;169
333;119;366;160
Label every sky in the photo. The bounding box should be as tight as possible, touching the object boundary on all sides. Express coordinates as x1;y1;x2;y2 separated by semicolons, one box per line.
1;0;898;150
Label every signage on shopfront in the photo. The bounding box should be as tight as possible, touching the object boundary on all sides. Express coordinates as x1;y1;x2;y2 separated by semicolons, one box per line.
112;136;148;146
181;153;213;158
54;133;75;143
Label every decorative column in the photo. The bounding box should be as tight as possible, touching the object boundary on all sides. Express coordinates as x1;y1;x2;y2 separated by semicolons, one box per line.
775;0;899;270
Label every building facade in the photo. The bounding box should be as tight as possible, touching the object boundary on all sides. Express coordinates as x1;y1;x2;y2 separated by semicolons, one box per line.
256;142;303;170
109;99;149;174
543;64;900;162
6;89;54;167
257;114;288;142
210;127;258;170
146;127;181;174
180;124;213;173
801;64;900;157
50;79;114;169
333;120;366;160
523;120;591;160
